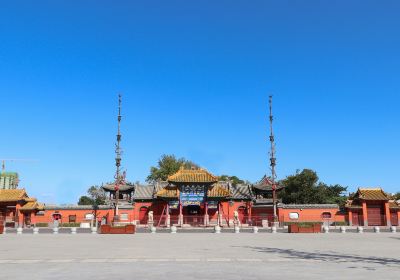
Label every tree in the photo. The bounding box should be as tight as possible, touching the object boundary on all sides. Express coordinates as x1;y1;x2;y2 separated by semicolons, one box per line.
87;186;107;205
78;186;107;206
146;154;199;183
219;175;247;186
279;169;347;206
393;192;400;201
78;196;94;206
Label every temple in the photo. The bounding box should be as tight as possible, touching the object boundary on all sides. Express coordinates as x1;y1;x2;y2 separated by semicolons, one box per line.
1;168;398;228
1;95;399;229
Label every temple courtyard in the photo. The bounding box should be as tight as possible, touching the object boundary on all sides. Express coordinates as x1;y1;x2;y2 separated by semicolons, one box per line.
0;233;399;279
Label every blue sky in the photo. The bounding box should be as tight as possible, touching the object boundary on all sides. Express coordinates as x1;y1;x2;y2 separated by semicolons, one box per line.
1;1;399;203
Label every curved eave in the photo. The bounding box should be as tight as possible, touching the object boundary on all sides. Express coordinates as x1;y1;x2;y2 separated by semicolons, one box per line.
102;184;135;192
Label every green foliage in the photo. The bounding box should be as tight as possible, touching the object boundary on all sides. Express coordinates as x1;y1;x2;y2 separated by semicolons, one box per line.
219;175;246;186
87;186;107;205
78;186;107;206
286;222;323;228
279;169;348;206
393;192;400;200
78;196;94;206
146;154;199;183
35;223;49;228
61;223;81;228
333;221;349;226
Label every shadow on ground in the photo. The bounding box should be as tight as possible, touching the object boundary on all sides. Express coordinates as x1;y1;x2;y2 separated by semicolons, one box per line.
237;246;400;267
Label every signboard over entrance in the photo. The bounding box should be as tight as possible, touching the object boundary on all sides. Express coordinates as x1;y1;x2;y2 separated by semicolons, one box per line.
180;185;206;206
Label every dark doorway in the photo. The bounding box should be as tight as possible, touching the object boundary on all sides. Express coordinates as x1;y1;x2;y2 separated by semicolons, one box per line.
186;205;201;215
183;205;203;226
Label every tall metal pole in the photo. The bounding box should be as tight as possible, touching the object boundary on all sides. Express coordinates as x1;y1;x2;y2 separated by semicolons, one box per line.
114;94;122;219
269;95;278;223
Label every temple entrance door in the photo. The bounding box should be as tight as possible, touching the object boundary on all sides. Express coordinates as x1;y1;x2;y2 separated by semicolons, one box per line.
139;207;149;225
237;207;246;224
352;212;360;226
184;205;203;227
367;205;384;226
391;212;398;226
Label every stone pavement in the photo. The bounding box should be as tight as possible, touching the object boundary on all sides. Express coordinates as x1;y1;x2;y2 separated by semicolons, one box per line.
0;233;399;279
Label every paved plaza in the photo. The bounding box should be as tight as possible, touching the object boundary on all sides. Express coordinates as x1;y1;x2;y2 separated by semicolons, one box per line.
0;233;399;280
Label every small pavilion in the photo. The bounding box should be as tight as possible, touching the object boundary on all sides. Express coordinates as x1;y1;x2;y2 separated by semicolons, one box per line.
346;188;399;226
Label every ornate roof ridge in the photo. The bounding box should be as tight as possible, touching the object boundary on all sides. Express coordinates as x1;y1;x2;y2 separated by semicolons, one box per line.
358;187;383;191
167;167;218;183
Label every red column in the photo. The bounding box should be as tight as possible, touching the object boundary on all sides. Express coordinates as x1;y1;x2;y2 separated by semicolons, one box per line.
217;202;221;226
16;204;23;228
348;209;353;226
179;201;183;226
30;212;36;226
384;202;391;227
362;202;368;226
397;210;400;226
204;202;208;226
166;202;170;228
248;202;252;225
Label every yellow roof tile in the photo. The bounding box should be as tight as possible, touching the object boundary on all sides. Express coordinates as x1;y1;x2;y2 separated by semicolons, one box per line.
0;189;28;202
389;201;400;209
156;186;180;199
20;200;44;211
357;188;390;201
207;184;232;198
168;168;218;183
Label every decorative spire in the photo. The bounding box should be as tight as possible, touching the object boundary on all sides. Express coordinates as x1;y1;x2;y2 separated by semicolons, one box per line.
113;94;125;219
269;95;277;187
269;95;278;223
115;94;123;183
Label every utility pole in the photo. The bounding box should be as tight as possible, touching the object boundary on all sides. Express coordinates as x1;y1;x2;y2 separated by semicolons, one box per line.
114;94;123;221
269;95;278;225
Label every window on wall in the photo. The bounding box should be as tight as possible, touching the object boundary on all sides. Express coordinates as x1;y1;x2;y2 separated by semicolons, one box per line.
69;215;77;223
85;213;94;220
322;212;332;219
289;212;300;220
